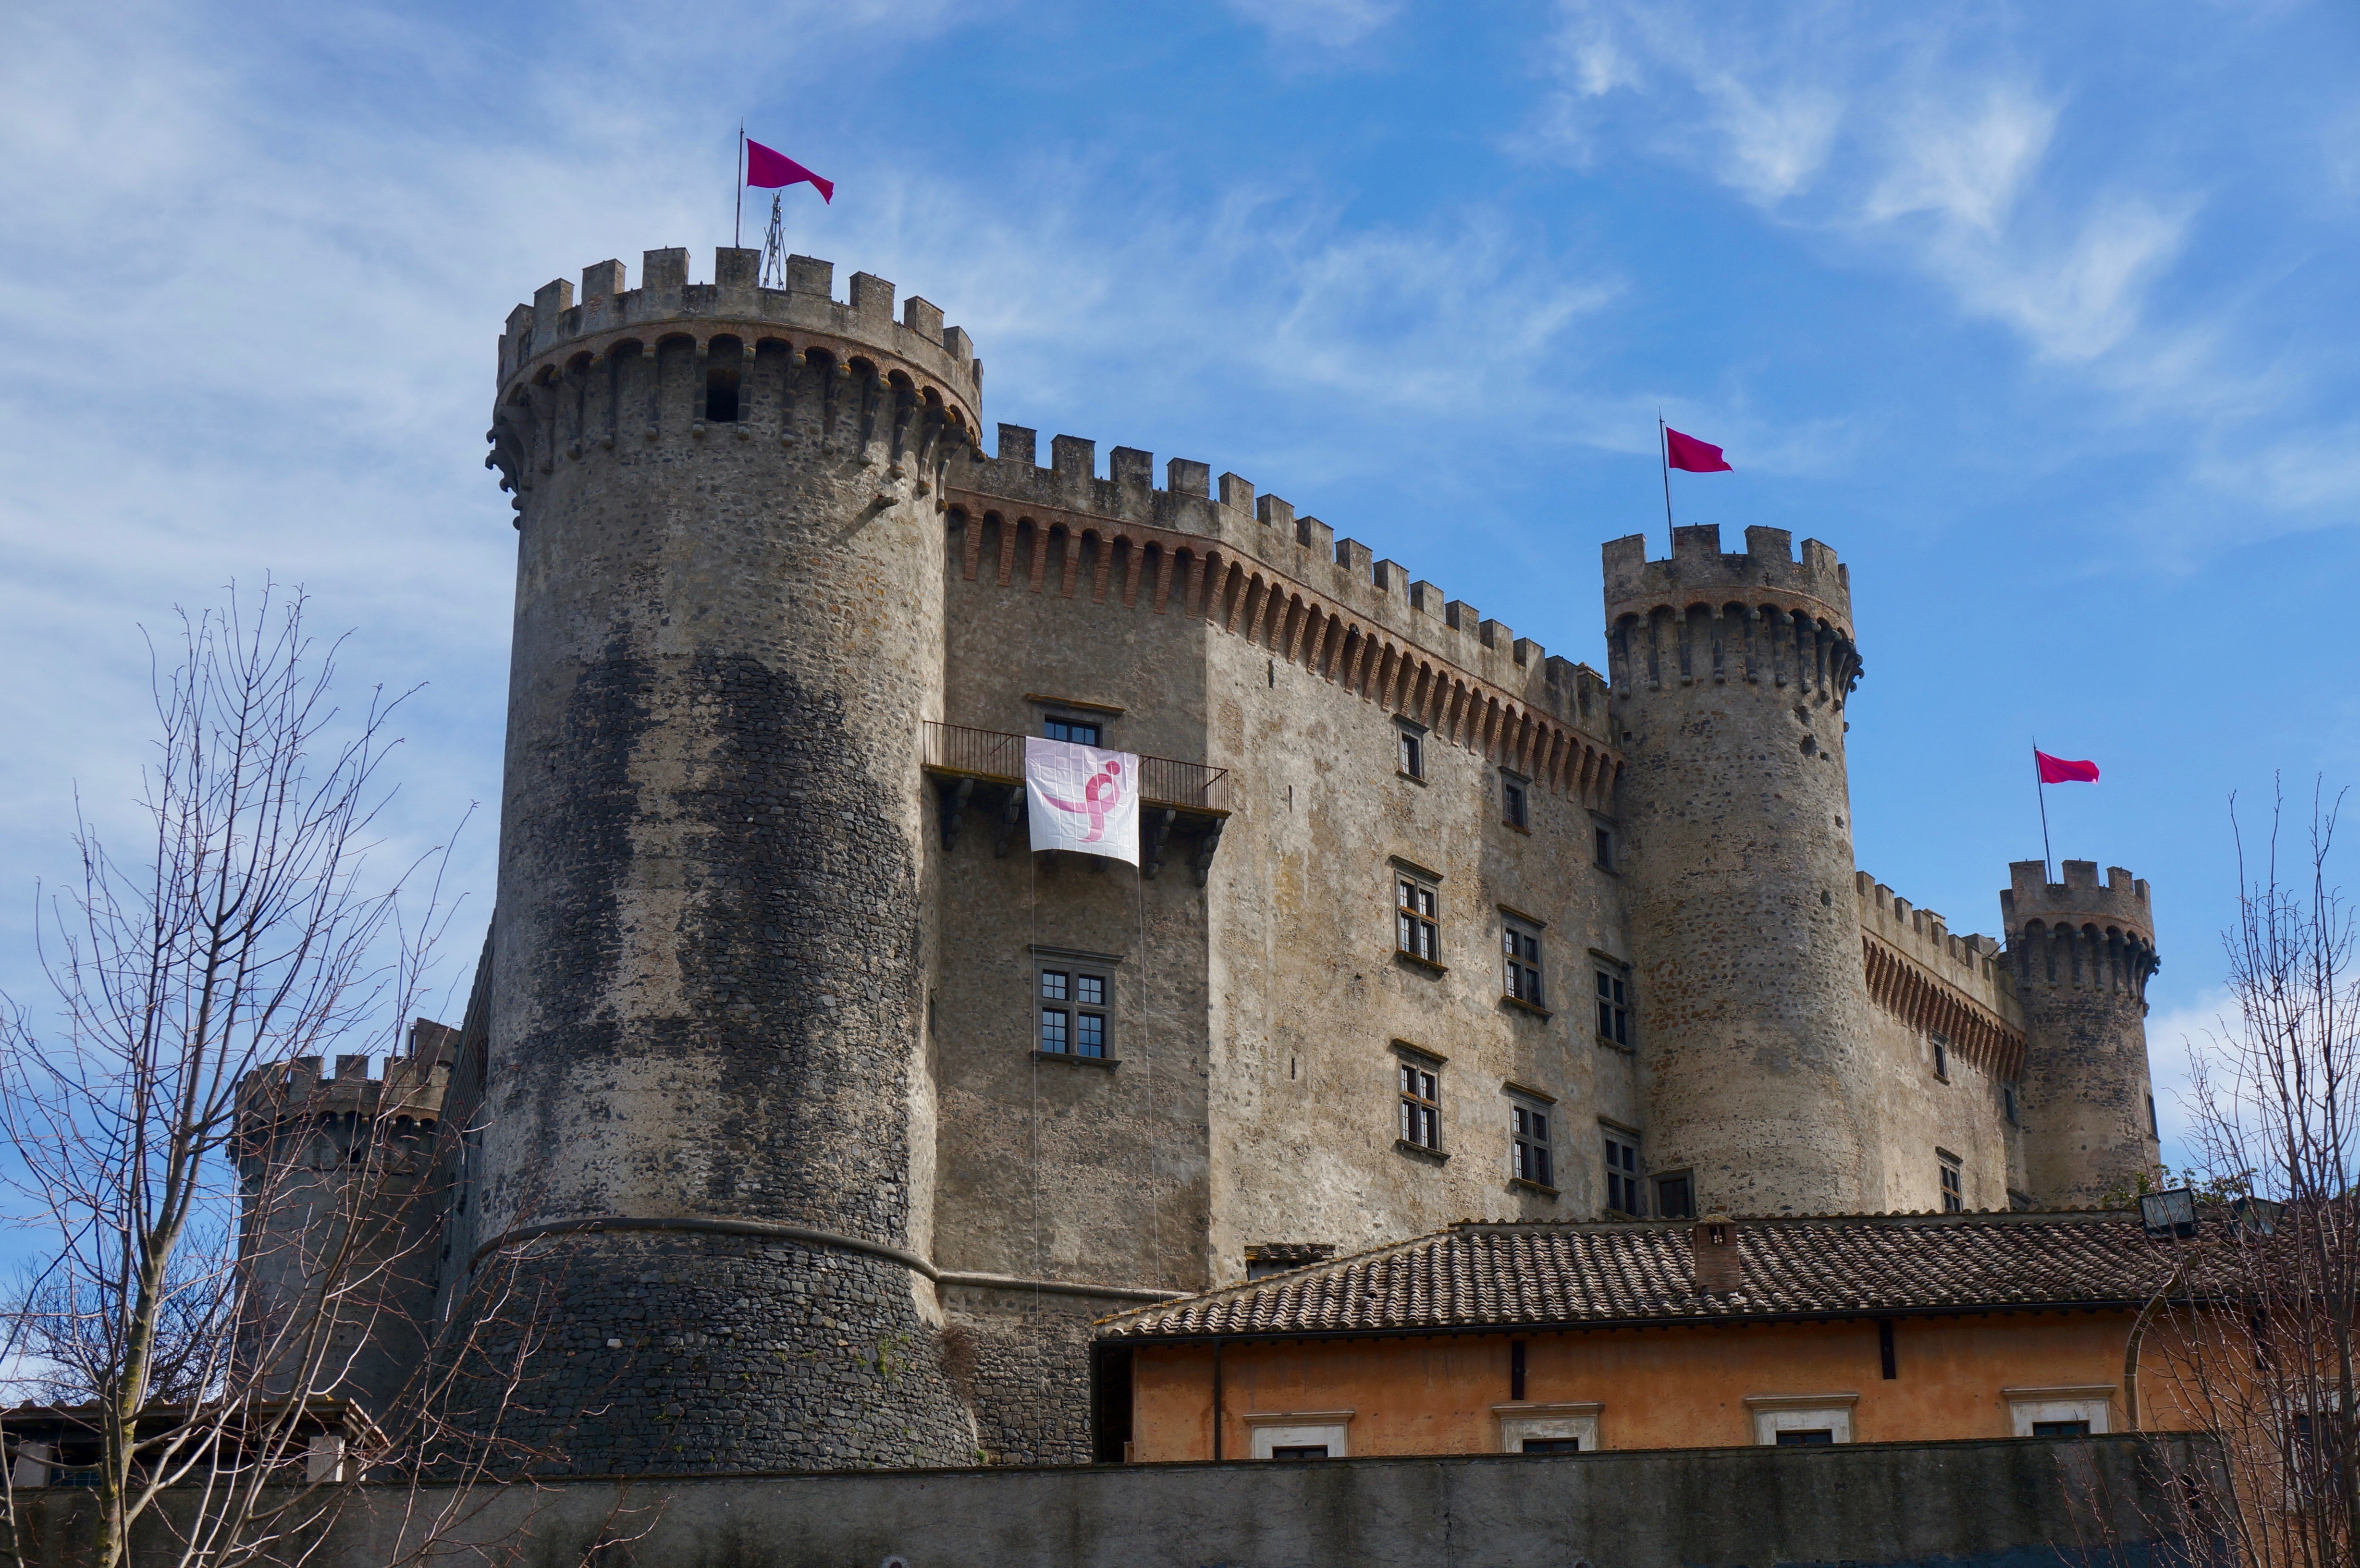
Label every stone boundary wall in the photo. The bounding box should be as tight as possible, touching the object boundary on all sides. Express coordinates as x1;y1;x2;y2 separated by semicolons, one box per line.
10;1435;2208;1568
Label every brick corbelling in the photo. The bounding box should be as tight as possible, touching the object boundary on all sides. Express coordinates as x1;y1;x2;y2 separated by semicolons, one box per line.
1862;932;2025;1082
946;490;1625;810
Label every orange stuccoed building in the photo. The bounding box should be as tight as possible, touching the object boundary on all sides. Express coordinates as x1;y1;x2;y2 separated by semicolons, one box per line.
1092;1211;2212;1461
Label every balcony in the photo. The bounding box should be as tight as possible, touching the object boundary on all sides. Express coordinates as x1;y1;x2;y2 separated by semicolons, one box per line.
921;721;1229;882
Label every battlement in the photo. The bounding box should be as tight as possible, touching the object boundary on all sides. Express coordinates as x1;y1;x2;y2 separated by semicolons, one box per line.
234;1020;454;1137
1855;872;2020;1021
1855;871;2027;1082
1601;524;1852;630
496;248;980;416
949;428;1615;744
2000;860;2154;943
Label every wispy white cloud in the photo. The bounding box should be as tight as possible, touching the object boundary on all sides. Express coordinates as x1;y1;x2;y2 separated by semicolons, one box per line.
1525;0;2360;530
2145;985;2237;1175
1864;86;2053;234
1227;0;1402;51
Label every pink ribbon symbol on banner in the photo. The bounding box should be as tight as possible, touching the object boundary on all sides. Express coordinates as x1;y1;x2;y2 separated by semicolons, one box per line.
1037;759;1127;843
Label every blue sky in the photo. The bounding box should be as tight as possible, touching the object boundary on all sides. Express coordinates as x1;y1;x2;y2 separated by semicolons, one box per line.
2;0;2356;1175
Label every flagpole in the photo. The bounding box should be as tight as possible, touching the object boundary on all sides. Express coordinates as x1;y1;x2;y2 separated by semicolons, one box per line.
2033;741;2054;882
1658;412;1674;549
734;122;745;249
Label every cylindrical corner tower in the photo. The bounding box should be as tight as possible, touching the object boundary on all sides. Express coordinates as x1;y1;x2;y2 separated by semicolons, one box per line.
2002;859;2162;1206
473;246;980;1470
1603;523;1875;1216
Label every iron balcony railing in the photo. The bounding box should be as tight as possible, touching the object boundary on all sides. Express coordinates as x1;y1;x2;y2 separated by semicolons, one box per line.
922;721;1230;815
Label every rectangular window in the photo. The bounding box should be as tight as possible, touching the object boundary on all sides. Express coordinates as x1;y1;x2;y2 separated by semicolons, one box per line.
1595;968;1630;1046
1501;774;1529;830
1603;1131;1642;1215
1043;716;1100;745
1400;1061;1441;1151
1655;1172;1694;1221
1776;1429;1835;1446
1593;826;1613;870
1503;919;1544;1007
2149;1094;2159;1136
1397;877;1439;963
1512;1105;1552;1188
1270;1444;1329;1460
2004;1085;2018;1126
1521;1437;1582;1454
1939;1153;1963;1212
1931;1033;1949;1081
2031;1420;2090;1438
1037;964;1111;1057
1398;728;1424;778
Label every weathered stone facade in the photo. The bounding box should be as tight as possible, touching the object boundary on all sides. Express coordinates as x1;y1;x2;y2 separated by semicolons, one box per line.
2004;860;2162;1206
239;244;2161;1471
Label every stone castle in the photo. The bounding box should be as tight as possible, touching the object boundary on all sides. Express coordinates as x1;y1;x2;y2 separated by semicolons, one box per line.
236;245;2162;1473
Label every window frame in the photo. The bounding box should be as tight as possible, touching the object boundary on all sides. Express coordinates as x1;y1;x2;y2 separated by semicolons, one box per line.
1938;1149;1963;1213
1653;1170;1695;1221
1594;962;1632;1048
1245;1412;1354;1459
1030;946;1122;1065
1930;1031;1951;1082
1746;1394;1857;1445
1396;722;1426;781
1502;912;1546;1011
1395;868;1441;966
1041;714;1102;746
1602;1125;1643;1216
1395;1045;1444;1156
1494;1402;1602;1454
1511;1100;1554;1191
1500;770;1530;831
2004;1386;2114;1437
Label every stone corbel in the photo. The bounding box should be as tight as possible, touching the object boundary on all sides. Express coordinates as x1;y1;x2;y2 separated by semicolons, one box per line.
935;776;975;851
1141;807;1177;879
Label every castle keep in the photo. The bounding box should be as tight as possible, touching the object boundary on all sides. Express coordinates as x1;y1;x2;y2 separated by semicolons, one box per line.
245;246;2163;1472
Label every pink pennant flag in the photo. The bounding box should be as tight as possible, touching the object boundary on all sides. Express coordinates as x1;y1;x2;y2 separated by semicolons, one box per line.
745;138;834;203
1665;427;1733;473
2035;749;2100;784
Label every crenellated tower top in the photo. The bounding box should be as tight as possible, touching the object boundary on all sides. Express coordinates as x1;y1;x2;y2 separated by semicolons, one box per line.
2000;860;2156;949
1603;523;1853;634
1600;525;1862;706
496;247;981;416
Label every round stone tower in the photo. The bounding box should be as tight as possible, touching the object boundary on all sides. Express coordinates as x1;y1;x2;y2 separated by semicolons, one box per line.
475;246;979;1470
1602;524;1875;1216
2001;859;2162;1205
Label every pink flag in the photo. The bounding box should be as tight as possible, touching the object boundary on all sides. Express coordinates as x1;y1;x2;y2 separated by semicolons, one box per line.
1665;427;1733;473
2035;750;2100;784
745;138;834;203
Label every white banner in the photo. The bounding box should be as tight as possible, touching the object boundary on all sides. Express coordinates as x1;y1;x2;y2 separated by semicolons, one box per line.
1024;736;1141;866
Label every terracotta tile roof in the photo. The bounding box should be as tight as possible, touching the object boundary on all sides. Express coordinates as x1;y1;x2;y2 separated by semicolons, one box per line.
1097;1211;2187;1340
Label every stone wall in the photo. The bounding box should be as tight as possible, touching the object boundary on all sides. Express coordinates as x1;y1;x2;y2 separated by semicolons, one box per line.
11;1436;2211;1568
2005;860;2163;1205
1855;873;2027;1211
469;248;981;1469
1604;525;1879;1216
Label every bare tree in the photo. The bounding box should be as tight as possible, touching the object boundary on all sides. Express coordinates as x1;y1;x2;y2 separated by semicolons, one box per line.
2114;782;2360;1567
0;583;576;1568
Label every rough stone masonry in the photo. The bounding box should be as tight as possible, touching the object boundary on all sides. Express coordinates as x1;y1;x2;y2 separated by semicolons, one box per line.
242;243;2162;1471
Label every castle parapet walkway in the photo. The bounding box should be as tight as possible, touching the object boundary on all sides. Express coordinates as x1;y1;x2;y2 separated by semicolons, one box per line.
922;720;1229;882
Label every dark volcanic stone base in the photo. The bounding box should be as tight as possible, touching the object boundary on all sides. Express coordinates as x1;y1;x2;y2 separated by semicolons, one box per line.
942;1286;1107;1465
489;1232;976;1474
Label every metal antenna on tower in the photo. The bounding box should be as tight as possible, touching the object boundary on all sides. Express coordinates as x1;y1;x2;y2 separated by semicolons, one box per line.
760;191;787;288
